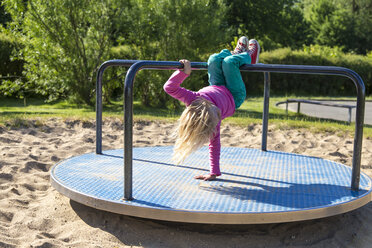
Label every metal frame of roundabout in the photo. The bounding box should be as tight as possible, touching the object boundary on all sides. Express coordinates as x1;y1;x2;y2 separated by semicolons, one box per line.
50;60;372;224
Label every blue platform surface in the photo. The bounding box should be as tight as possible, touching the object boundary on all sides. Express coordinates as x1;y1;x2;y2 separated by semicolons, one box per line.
51;147;372;224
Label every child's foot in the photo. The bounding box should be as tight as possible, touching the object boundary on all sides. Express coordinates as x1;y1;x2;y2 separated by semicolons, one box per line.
231;36;249;54
248;39;260;64
194;174;217;181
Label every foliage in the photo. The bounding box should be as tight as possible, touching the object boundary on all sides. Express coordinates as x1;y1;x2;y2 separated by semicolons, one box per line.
224;0;311;51
0;3;11;25
302;44;345;57
0;32;21;76
243;46;372;96
367;51;372;59
0;32;29;98
303;0;372;54
2;0;229;107
3;0;128;104
2;0;372;107
277;3;312;49
113;0;230;109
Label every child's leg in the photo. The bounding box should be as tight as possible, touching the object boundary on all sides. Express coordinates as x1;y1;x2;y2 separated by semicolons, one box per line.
207;49;232;86
222;52;251;109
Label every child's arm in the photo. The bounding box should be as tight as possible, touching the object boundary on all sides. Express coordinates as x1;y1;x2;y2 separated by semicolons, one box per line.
163;60;198;105
194;122;222;181
208;122;222;176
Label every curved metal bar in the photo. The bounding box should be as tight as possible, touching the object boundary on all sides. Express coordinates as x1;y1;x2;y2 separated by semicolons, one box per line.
96;60;207;154
123;60;207;200
96;60;139;154
96;60;366;199
240;64;365;190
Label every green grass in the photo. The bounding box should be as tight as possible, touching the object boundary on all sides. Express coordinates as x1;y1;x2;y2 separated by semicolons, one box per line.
1;97;371;138
0;97;182;124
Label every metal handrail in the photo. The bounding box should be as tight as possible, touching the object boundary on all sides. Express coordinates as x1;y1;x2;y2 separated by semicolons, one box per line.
276;99;357;109
276;99;356;124
96;60;365;200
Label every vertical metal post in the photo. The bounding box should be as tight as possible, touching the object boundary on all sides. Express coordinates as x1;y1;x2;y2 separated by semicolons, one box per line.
96;60;143;155
285;102;288;115
120;60;196;200
262;72;270;151
351;72;365;191
348;107;352;125
123;64;140;201
96;66;104;154
297;102;301;114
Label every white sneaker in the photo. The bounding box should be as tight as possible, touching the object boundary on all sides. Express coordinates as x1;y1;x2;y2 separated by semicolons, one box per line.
232;36;249;54
248;39;260;64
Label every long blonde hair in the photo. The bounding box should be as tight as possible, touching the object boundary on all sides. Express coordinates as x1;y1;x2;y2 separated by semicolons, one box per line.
173;97;221;164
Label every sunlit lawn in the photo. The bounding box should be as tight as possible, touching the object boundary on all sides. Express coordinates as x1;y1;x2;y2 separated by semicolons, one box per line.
0;96;371;138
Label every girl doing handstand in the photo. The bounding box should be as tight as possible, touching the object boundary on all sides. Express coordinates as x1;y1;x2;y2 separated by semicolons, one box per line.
164;37;260;180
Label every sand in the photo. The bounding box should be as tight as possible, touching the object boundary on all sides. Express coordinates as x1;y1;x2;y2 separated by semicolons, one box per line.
0;118;371;248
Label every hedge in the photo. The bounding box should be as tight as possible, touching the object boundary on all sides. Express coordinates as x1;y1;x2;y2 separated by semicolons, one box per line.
109;45;210;109
244;47;372;96
2;42;370;104
109;45;371;107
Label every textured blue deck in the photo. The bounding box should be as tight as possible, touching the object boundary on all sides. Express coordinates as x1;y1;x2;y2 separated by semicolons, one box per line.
52;147;371;215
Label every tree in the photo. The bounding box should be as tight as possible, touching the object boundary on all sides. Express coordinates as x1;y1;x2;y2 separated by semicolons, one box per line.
342;0;372;54
279;3;312;49
224;0;311;50
3;0;230;106
3;0;129;104
303;0;372;54
114;0;230;108
0;3;11;25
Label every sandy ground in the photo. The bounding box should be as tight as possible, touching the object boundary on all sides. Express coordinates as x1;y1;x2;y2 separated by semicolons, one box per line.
0;118;372;248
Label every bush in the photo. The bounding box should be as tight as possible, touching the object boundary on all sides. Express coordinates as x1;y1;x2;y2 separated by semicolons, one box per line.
108;45;372;108
0;32;29;98
243;46;372;97
109;0;229;109
0;33;22;78
109;44;211;110
3;0;126;104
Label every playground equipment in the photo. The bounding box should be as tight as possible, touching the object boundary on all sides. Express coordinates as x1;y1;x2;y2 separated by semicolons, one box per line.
51;60;372;224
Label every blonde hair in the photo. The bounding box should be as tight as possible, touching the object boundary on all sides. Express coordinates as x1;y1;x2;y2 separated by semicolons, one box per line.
173;97;221;164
